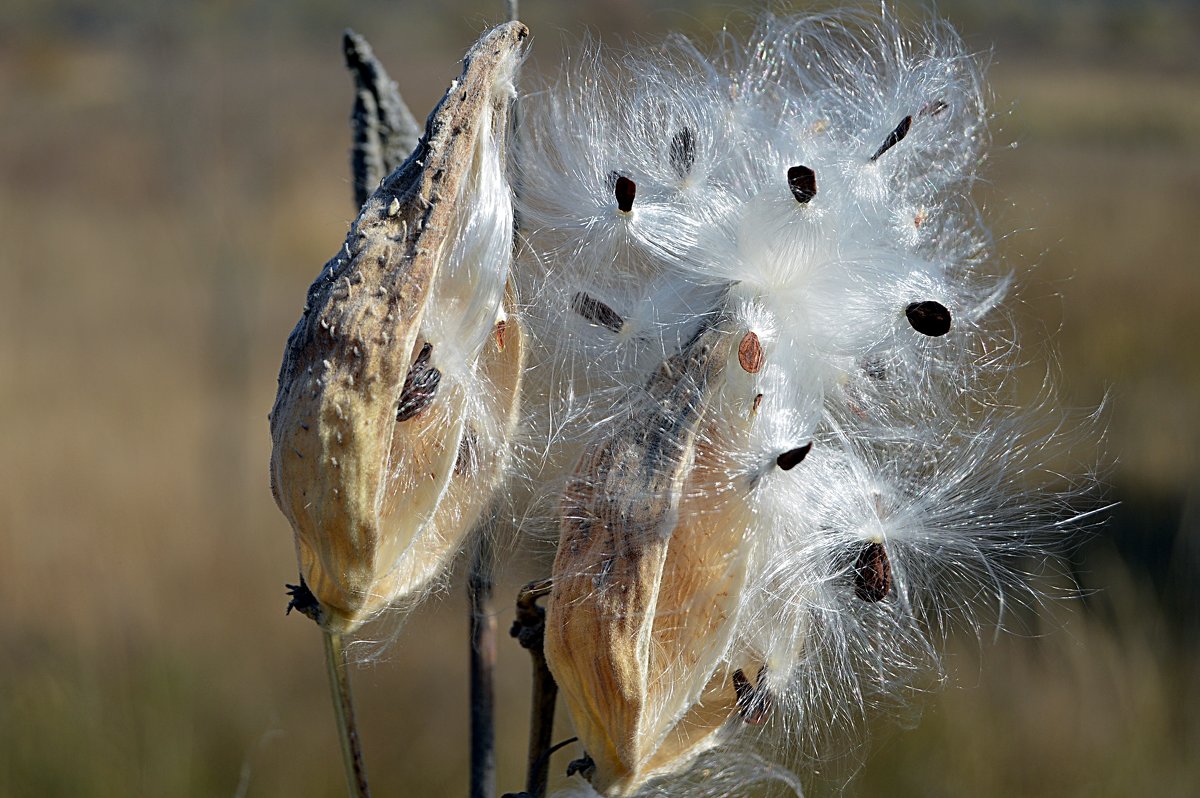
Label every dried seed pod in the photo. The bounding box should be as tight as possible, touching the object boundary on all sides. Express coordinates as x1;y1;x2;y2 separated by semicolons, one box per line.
545;325;765;796
269;21;528;634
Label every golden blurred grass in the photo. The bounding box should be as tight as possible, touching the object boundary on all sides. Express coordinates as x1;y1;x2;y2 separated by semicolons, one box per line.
1;2;1197;795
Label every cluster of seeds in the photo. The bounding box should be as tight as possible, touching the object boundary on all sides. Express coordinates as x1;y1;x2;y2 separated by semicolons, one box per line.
513;12;1088;796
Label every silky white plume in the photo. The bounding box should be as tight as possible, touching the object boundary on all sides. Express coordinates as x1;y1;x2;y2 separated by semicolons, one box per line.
514;11;1098;796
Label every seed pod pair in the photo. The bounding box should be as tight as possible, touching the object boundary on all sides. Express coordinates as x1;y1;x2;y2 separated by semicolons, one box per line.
269;21;528;633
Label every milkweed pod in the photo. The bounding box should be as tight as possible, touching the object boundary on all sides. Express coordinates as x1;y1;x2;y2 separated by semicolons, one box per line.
545;324;766;796
269;21;528;634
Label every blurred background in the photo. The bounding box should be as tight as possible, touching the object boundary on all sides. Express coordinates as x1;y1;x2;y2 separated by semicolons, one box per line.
1;0;1198;795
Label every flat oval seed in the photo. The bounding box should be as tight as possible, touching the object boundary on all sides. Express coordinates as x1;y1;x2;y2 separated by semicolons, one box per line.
732;668;771;725
853;542;892;602
396;342;442;421
571;291;625;334
870;115;913;161
905;300;952;337
776;443;812;471
614;175;636;212
919;99;948;118
787;165;817;204
454;426;477;476
669;127;696;178
737;331;765;373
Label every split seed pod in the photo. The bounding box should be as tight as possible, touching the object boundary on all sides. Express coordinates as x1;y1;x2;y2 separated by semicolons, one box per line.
546;323;767;796
269;21;528;634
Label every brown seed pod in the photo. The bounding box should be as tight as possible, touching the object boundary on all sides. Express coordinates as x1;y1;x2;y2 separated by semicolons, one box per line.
545;323;765;796
269;22;528;634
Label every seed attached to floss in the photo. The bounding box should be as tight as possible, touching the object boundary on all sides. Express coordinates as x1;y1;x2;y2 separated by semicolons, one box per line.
787;164;817;204
737;330;765;373
905;300;952;337
776;443;813;471
395;342;441;422
870;114;913;161
669;127;696;178
614;174;637;212
571;291;626;333
920;98;949;117
732;668;772;725
853;541;893;602
750;392;764;417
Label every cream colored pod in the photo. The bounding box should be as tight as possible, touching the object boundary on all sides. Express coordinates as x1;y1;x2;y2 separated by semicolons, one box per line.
269;21;528;634
545;323;772;797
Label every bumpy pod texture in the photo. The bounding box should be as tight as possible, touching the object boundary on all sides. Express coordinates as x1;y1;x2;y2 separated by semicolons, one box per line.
270;22;528;634
519;12;1091;796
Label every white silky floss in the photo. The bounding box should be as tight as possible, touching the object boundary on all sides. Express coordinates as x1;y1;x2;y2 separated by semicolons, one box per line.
514;11;1094;796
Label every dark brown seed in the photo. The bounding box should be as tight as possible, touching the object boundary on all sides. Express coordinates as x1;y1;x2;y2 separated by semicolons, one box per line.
571;291;625;334
869;115;913;161
853;541;892;602
614;174;636;212
454;426;477;476
732;668;771;725
750;393;763;417
737;331;765;373
863;358;887;381
396;342;442;421
905;300;952;337
669;127;696;178
494;319;506;351
776;443;812;471
787;165;817;204
919;99;948;117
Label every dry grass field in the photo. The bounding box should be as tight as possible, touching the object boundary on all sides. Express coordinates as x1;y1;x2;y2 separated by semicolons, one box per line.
1;1;1197;795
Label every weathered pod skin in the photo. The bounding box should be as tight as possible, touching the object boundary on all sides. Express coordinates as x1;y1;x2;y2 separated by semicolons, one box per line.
546;323;765;796
270;21;528;634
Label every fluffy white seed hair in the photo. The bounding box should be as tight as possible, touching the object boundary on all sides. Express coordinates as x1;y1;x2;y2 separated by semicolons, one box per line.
515;10;1097;795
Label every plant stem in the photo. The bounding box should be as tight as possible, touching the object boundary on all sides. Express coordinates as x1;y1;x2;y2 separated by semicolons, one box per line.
323;630;372;798
512;579;557;798
469;531;497;798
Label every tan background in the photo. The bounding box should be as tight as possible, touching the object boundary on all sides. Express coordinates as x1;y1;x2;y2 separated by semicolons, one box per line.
1;0;1197;795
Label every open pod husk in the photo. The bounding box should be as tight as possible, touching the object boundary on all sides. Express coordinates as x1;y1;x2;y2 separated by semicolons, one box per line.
545;323;768;796
269;21;528;634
